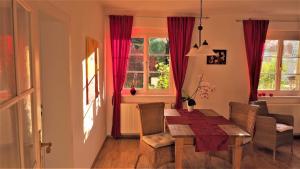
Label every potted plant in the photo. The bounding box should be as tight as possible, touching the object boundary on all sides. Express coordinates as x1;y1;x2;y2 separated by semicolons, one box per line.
182;74;216;112
182;96;196;112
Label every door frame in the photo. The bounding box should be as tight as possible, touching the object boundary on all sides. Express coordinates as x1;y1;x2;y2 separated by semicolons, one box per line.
28;0;71;168
13;0;41;168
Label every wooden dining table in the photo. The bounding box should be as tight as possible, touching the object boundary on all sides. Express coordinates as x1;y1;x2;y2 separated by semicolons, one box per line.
164;109;250;169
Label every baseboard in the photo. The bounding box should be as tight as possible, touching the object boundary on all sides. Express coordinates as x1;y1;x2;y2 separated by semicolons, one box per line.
91;136;108;168
120;134;140;139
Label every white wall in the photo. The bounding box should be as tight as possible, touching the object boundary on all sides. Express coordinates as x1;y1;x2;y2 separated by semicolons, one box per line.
51;1;107;167
29;0;106;167
185;16;249;118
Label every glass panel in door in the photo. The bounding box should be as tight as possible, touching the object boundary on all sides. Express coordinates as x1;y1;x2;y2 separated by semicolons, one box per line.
20;94;35;168
0;104;21;168
0;0;17;103
16;3;32;92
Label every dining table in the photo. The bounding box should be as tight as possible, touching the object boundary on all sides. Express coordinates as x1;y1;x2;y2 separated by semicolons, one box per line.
164;108;250;169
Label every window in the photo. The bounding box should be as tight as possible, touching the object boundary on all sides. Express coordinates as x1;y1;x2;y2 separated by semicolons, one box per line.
259;40;300;93
124;36;171;93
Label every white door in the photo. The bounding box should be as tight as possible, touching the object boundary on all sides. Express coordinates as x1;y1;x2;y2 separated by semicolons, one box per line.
0;0;42;168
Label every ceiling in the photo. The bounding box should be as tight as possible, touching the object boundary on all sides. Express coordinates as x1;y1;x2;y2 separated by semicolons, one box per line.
99;0;300;19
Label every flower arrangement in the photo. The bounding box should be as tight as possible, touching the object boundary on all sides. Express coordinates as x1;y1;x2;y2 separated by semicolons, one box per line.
182;74;216;111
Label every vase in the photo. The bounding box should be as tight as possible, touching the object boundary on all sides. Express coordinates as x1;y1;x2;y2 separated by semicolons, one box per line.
187;104;194;112
130;86;136;96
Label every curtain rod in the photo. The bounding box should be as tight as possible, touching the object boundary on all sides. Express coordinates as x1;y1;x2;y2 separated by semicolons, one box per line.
236;19;300;23
105;15;210;19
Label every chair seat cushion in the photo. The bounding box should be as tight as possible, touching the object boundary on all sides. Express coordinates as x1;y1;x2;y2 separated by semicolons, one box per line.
276;123;293;132
142;132;175;148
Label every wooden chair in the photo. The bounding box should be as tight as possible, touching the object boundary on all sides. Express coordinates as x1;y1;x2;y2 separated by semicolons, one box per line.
135;102;175;169
208;102;258;167
251;100;294;161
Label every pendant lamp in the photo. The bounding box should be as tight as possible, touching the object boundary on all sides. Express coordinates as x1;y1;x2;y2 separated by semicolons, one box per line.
186;0;214;56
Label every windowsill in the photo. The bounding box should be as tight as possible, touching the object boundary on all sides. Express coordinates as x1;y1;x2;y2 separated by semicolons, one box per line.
121;94;176;104
258;96;300;105
259;96;300;99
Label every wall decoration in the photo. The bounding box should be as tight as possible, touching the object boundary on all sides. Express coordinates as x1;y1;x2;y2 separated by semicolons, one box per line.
207;49;227;64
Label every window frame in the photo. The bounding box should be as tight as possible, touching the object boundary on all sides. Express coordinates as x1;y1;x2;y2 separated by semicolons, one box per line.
259;35;300;96
123;29;175;95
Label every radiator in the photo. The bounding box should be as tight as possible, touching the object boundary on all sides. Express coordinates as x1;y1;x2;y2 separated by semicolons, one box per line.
120;103;172;135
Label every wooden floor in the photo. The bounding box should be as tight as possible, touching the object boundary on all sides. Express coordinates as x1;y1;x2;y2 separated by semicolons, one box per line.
93;138;300;169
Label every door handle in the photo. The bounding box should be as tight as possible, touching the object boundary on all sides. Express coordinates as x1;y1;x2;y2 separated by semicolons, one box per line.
41;142;52;154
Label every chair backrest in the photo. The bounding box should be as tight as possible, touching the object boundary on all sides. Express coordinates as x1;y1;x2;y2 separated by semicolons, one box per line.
138;102;165;136
229;102;258;137
250;100;269;116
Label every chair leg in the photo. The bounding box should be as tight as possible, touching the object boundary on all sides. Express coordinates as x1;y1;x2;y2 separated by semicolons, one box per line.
204;152;212;169
291;141;294;155
250;143;257;169
134;153;142;169
273;149;276;161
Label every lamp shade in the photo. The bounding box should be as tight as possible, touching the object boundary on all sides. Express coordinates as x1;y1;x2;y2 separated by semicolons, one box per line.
186;43;200;56
198;40;215;55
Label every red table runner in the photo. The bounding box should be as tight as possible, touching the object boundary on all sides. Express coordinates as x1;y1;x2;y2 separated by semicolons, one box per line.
166;109;232;152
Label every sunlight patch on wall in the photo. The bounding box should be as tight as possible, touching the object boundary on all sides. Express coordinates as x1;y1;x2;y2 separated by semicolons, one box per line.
82;46;101;143
82;58;95;143
83;101;94;143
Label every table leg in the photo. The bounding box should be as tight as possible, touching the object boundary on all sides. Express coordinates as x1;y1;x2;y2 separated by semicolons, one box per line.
232;137;243;169
204;152;211;169
175;138;184;169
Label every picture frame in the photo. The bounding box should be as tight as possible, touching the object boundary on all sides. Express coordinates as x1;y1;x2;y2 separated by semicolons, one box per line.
207;49;227;65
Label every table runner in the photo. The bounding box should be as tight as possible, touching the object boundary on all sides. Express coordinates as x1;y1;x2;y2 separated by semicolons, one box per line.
166;109;232;152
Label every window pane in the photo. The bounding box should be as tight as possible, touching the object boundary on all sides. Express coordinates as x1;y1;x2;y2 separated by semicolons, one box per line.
149;38;169;55
21;94;35;168
258;73;276;90
258;40;278;90
148;37;170;89
0;104;21;168
125;38;145;89
0;0;17;103
124;72;143;88
280;40;300;90
127;55;143;71
148;56;170;89
17;4;32;92
280;74;300;90
130;38;144;54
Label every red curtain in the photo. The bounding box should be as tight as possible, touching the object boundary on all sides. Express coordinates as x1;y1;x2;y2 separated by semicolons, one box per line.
167;17;195;109
243;20;269;101
109;15;133;138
